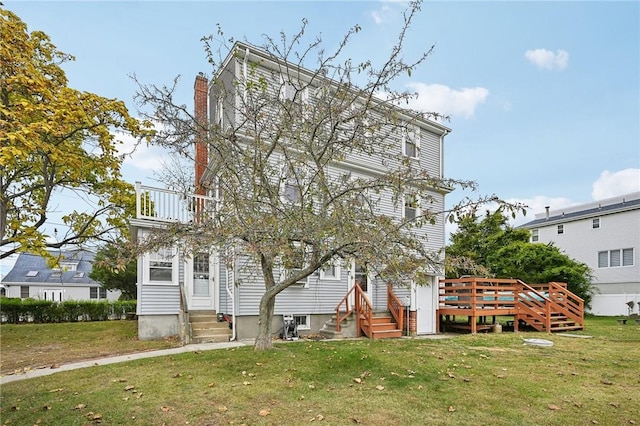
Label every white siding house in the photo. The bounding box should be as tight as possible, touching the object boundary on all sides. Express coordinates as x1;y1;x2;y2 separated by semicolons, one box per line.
519;192;640;316
131;42;451;341
1;251;120;302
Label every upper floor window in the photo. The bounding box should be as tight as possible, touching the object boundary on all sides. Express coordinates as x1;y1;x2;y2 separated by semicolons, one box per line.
598;248;634;268
404;194;418;220
531;229;539;242
279;76;309;103
402;126;420;159
592;218;600;229
557;225;564;235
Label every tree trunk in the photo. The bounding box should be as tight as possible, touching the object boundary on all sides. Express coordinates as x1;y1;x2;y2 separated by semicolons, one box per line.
254;292;276;350
254;252;277;350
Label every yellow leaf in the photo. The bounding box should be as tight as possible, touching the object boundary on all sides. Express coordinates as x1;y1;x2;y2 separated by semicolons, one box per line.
259;409;271;416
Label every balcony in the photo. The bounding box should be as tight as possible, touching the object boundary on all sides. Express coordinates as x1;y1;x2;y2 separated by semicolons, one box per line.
135;182;217;223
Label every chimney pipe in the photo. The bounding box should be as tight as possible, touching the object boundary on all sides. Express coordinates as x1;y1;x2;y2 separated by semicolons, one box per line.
194;74;208;195
545;206;550;220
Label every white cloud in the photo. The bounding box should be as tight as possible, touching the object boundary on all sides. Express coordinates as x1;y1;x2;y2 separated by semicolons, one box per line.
524;48;569;71
406;82;489;119
113;130;167;172
591;168;640;200
370;5;393;24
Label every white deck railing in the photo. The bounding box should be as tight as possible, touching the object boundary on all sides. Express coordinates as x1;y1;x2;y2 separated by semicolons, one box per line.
135;182;217;223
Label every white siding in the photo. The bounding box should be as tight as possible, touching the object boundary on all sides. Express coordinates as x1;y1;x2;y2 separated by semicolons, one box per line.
138;285;180;315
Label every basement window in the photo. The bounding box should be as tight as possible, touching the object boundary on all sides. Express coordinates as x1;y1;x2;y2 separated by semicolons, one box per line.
293;314;310;330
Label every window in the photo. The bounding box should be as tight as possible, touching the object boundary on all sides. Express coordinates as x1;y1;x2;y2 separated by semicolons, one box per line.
147;247;176;284
216;96;224;127
282;243;309;287
557;225;564;234
531;229;539;242
404;194;418;220
592;218;600;229
279;76;309;103
293;315;310;330
90;287;98;299
20;285;29;298
60;262;77;271
281;164;303;204
598;248;635;268
320;260;341;281
402;126;420;158
100;288;107;299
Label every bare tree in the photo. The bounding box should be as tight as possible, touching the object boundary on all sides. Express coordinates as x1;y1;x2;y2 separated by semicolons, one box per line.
134;1;523;349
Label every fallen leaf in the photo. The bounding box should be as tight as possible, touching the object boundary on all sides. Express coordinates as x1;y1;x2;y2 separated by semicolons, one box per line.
161;405;171;412
75;404;87;410
49;388;64;393
591;420;598;424
609;402;620;408
353;378;362;384
258;409;270;416
448;406;455;412
218;406;228;413
496;374;506;379
601;379;613;385
375;385;385;390
136;393;143;399
43;405;52;411
447;372;455;378
11;406;19;411
172;373;182;378
256;362;263;366
351;418;362;424
50;364;60;369
548;404;561;411
243;381;252;386
208;382;216;387
124;385;135;391
316;414;325;421
308;384;315;389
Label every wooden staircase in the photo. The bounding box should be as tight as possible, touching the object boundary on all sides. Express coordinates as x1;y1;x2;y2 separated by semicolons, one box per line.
189;311;232;343
361;312;403;339
331;283;404;340
516;281;584;333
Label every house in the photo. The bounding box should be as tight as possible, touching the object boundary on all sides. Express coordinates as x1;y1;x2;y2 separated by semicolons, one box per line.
0;250;120;302
130;42;452;342
519;192;640;316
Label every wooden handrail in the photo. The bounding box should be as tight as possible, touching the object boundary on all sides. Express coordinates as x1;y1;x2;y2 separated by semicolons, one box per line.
387;283;404;334
356;285;373;338
516;280;553;332
335;285;356;333
548;282;584;326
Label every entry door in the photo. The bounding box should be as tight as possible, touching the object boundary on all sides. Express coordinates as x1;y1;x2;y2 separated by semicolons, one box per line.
187;253;215;310
350;261;372;303
416;277;436;334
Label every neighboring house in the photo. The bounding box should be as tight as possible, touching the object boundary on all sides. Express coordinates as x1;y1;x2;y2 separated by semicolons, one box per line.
0;250;120;302
519;192;640;316
130;42;451;342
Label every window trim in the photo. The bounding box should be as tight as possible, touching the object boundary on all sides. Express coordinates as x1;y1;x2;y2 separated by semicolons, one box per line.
598;248;635;268
592;218;600;229
531;229;539;242
143;247;179;285
403;194;420;221
293;314;311;330
319;260;341;281
557;224;564;235
402;126;420;159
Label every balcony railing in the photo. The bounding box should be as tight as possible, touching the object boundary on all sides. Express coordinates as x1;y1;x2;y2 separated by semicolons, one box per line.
135;182;217;223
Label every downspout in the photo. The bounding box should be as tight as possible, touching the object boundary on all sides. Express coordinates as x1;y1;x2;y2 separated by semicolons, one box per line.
439;130;449;179
225;249;237;341
243;47;249;103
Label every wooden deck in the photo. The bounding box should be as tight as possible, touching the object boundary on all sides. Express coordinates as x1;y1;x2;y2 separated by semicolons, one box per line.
437;278;584;334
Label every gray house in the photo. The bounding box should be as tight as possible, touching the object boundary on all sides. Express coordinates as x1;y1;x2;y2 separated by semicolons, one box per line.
519;192;640;316
131;42;451;343
1;250;120;302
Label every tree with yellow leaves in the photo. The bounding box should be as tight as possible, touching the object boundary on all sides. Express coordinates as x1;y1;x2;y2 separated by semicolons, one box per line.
0;8;152;260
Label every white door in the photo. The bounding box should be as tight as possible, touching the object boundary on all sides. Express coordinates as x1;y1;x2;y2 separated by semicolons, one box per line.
187;253;215;310
416;277;436;334
350;261;372;304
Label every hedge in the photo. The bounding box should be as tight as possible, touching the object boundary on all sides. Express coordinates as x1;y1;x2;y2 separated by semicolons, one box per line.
0;298;137;324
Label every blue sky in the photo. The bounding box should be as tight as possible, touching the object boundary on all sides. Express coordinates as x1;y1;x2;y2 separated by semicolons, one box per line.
2;1;639;273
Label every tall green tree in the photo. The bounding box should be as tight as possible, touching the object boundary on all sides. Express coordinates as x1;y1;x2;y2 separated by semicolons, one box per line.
446;210;594;307
89;242;137;300
0;9;151;260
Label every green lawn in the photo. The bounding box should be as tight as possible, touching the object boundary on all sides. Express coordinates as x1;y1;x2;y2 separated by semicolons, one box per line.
1;317;638;425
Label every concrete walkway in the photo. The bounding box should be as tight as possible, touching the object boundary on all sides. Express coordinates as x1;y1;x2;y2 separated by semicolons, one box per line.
1;341;248;385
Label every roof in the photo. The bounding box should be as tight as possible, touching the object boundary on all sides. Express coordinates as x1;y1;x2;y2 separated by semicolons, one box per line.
519;192;640;229
1;250;101;287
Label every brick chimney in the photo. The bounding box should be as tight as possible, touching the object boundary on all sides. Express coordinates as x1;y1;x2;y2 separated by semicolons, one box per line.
194;73;208;195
